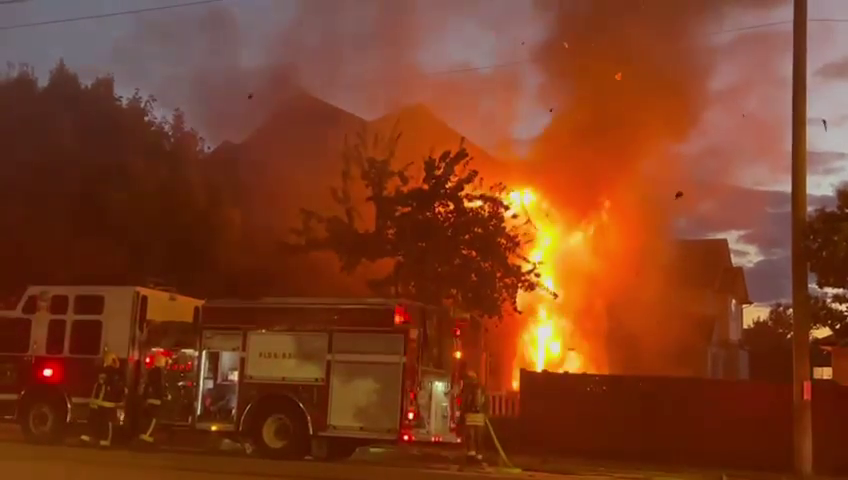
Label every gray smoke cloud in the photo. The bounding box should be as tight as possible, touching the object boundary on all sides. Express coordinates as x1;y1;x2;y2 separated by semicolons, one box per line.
110;0;797;377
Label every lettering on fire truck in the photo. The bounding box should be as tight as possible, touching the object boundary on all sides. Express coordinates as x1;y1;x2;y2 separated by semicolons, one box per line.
258;351;295;360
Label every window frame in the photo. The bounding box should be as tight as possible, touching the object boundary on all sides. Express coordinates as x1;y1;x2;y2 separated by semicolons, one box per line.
45;318;67;355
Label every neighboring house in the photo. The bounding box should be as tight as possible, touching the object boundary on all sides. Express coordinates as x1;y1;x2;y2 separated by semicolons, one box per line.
673;238;752;380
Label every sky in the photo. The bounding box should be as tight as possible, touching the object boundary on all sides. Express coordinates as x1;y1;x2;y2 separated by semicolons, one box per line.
2;0;848;316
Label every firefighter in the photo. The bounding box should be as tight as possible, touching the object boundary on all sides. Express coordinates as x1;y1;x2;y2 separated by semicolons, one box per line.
460;370;485;464
137;352;168;446
80;351;123;448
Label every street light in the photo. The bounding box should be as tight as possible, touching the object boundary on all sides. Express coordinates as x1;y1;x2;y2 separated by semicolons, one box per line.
790;0;812;477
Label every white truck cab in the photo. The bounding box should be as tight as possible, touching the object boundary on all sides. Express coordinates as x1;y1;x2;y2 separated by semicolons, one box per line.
0;285;202;443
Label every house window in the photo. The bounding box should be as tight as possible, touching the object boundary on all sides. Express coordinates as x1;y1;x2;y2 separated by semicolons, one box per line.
813;366;833;380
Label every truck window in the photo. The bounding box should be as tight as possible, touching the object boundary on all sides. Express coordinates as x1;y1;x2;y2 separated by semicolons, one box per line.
69;319;102;356
46;318;67;355
0;317;31;354
144;321;195;350
73;295;105;316
49;295;69;315
21;295;37;315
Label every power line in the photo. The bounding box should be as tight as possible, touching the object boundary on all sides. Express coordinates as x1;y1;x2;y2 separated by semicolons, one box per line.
0;4;847;81
715;18;848;35
0;0;224;31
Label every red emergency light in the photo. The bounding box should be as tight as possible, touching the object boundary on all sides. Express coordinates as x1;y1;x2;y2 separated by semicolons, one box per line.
37;363;61;383
394;305;410;325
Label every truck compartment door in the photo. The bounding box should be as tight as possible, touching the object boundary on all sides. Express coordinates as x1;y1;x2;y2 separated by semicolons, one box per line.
326;332;405;439
196;330;243;427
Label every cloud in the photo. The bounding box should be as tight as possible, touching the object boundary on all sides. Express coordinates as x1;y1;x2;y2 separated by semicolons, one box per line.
675;183;838;302
745;254;790;303
815;56;848;81
809;150;848;176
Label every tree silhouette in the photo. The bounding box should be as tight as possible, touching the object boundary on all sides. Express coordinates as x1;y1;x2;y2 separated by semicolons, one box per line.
743;296;842;382
0;60;241;296
808;188;848;293
288;127;542;319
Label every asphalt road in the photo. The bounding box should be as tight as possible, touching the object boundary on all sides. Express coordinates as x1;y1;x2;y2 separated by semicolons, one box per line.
0;425;564;480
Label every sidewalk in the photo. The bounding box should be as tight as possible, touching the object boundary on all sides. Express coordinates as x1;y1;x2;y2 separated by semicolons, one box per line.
349;445;813;480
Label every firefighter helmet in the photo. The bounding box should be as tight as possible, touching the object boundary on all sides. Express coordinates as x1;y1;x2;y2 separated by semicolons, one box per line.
102;351;119;368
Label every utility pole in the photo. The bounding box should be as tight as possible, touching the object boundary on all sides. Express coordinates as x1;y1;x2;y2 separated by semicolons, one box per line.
790;0;812;477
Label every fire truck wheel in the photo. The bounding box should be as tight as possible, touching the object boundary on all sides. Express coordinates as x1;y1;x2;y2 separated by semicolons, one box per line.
20;400;65;444
251;405;309;460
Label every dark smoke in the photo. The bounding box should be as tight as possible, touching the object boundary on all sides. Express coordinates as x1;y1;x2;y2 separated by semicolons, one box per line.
516;0;790;375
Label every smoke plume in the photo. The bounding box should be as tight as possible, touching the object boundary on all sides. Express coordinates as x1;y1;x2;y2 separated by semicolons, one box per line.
110;0;795;377
514;0;790;375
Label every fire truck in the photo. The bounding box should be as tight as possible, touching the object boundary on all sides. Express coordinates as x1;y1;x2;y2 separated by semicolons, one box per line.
0;285;203;443
189;297;461;459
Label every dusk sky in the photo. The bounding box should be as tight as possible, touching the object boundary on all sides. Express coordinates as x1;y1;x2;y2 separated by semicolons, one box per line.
2;0;848;320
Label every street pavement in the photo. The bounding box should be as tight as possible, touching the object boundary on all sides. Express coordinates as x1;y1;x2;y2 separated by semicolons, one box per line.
0;424;573;480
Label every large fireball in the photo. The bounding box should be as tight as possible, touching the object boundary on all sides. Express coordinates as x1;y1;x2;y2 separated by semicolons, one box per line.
505;188;609;389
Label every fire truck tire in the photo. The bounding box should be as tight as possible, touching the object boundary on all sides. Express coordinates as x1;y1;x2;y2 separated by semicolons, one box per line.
250;404;309;460
20;399;66;444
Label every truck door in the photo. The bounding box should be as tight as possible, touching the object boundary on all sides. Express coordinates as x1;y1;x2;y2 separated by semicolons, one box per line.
196;330;242;429
326;332;405;440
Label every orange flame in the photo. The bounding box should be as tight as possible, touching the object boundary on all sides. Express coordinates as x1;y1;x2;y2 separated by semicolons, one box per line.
504;188;608;390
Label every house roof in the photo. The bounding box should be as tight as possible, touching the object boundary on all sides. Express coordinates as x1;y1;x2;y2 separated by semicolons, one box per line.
674;238;751;304
816;333;848;350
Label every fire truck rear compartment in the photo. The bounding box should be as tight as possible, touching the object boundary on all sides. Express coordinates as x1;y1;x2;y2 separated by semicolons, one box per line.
326;332;405;439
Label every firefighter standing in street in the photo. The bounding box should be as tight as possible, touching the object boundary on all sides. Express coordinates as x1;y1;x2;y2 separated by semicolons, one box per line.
137;351;169;446
460;370;486;464
80;352;124;448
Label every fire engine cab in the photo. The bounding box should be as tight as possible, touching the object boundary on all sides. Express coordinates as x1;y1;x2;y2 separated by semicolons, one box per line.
191;297;461;459
0;285;203;443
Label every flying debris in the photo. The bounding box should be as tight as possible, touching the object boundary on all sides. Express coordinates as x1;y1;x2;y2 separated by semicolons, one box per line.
614;72;622;81
247;93;254;100
549;108;554;113
674;191;684;200
563;41;569;48
822;118;828;132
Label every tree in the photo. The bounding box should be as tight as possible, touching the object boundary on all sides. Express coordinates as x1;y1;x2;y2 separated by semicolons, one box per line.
743;297;843;382
0;60;242;296
805;187;848;340
742;306;793;383
807;188;848;289
288;128;543;319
